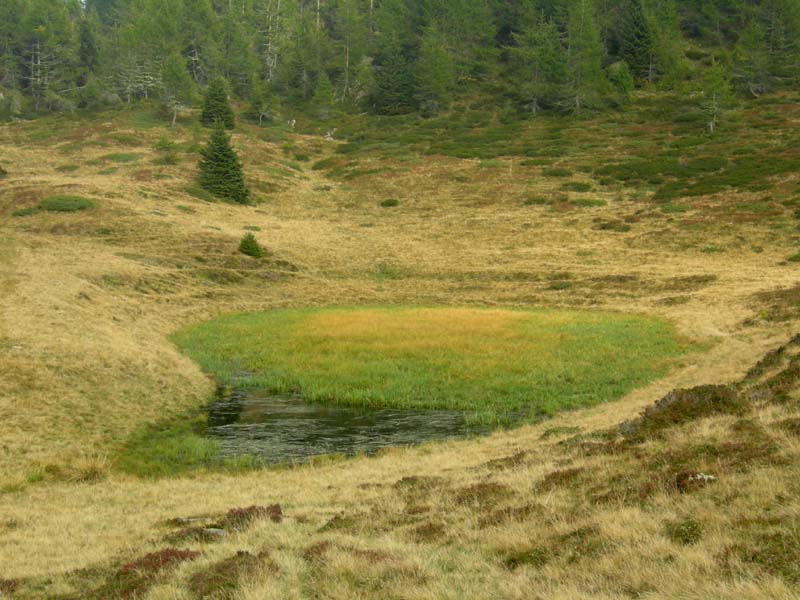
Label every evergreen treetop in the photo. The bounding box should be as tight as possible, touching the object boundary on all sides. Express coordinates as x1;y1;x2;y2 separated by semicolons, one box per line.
200;77;235;129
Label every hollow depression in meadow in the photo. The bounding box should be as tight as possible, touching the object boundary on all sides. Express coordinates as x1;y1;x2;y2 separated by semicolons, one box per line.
170;307;693;461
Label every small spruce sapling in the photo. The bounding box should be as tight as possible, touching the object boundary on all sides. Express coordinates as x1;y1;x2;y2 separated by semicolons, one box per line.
238;233;263;258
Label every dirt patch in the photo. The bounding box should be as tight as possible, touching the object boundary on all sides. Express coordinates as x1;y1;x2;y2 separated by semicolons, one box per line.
188;550;273;599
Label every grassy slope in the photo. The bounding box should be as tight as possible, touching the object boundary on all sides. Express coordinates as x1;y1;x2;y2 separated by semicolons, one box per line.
0;94;798;597
172;306;690;415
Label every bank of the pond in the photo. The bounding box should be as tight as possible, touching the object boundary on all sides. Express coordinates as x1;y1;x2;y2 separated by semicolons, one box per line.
172;306;695;418
113;412;262;478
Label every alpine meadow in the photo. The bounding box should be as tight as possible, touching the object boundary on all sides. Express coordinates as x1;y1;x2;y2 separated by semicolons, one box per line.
2;0;800;599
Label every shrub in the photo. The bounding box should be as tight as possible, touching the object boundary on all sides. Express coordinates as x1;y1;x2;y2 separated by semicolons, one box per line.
101;152;141;163
562;182;592;192
154;137;180;165
524;196;550;206
571;198;606;208
664;519;703;545
543;167;573;177
0;165;7;178
661;204;689;213
621;384;743;439
12;207;38;217
788;253;800;263
238;233;263;258
39;195;95;212
154;137;177;152
380;198;399;208
184;185;214;202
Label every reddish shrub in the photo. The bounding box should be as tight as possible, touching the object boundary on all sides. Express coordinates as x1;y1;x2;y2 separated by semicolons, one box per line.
120;548;200;574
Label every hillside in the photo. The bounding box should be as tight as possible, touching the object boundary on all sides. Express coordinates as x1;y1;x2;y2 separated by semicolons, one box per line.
0;91;799;597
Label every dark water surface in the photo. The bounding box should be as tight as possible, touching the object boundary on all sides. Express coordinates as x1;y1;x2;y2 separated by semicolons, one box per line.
205;388;503;464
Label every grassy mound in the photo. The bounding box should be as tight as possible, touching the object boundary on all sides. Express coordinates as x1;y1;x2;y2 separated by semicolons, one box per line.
173;307;691;417
39;195;95;212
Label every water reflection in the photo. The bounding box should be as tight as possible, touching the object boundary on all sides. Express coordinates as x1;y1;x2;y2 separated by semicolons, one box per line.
205;388;499;464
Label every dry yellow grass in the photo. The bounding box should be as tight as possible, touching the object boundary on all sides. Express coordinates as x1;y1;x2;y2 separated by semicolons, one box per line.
0;104;798;597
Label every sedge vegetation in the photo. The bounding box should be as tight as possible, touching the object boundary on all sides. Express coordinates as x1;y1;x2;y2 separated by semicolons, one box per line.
173;307;691;417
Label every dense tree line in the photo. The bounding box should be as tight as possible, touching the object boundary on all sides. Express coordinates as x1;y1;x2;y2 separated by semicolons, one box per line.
0;0;798;120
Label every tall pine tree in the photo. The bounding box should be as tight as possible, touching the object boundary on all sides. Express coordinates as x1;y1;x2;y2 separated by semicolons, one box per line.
197;125;249;203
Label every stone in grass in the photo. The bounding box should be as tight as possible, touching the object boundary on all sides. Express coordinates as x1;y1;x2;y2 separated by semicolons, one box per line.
238;233;263;258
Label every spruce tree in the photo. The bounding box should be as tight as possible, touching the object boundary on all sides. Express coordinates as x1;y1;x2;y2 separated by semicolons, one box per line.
200;77;235;129
371;41;415;114
701;59;734;134
565;0;608;113
415;24;455;114
735;22;770;96
312;71;336;119
509;19;564;114
197;125;249;203
619;0;653;81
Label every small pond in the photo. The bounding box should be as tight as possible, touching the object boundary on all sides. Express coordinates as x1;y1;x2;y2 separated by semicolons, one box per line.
205;388;511;464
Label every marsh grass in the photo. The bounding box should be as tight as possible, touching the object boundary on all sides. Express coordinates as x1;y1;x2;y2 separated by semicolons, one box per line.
114;414;260;478
172;307;691;416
